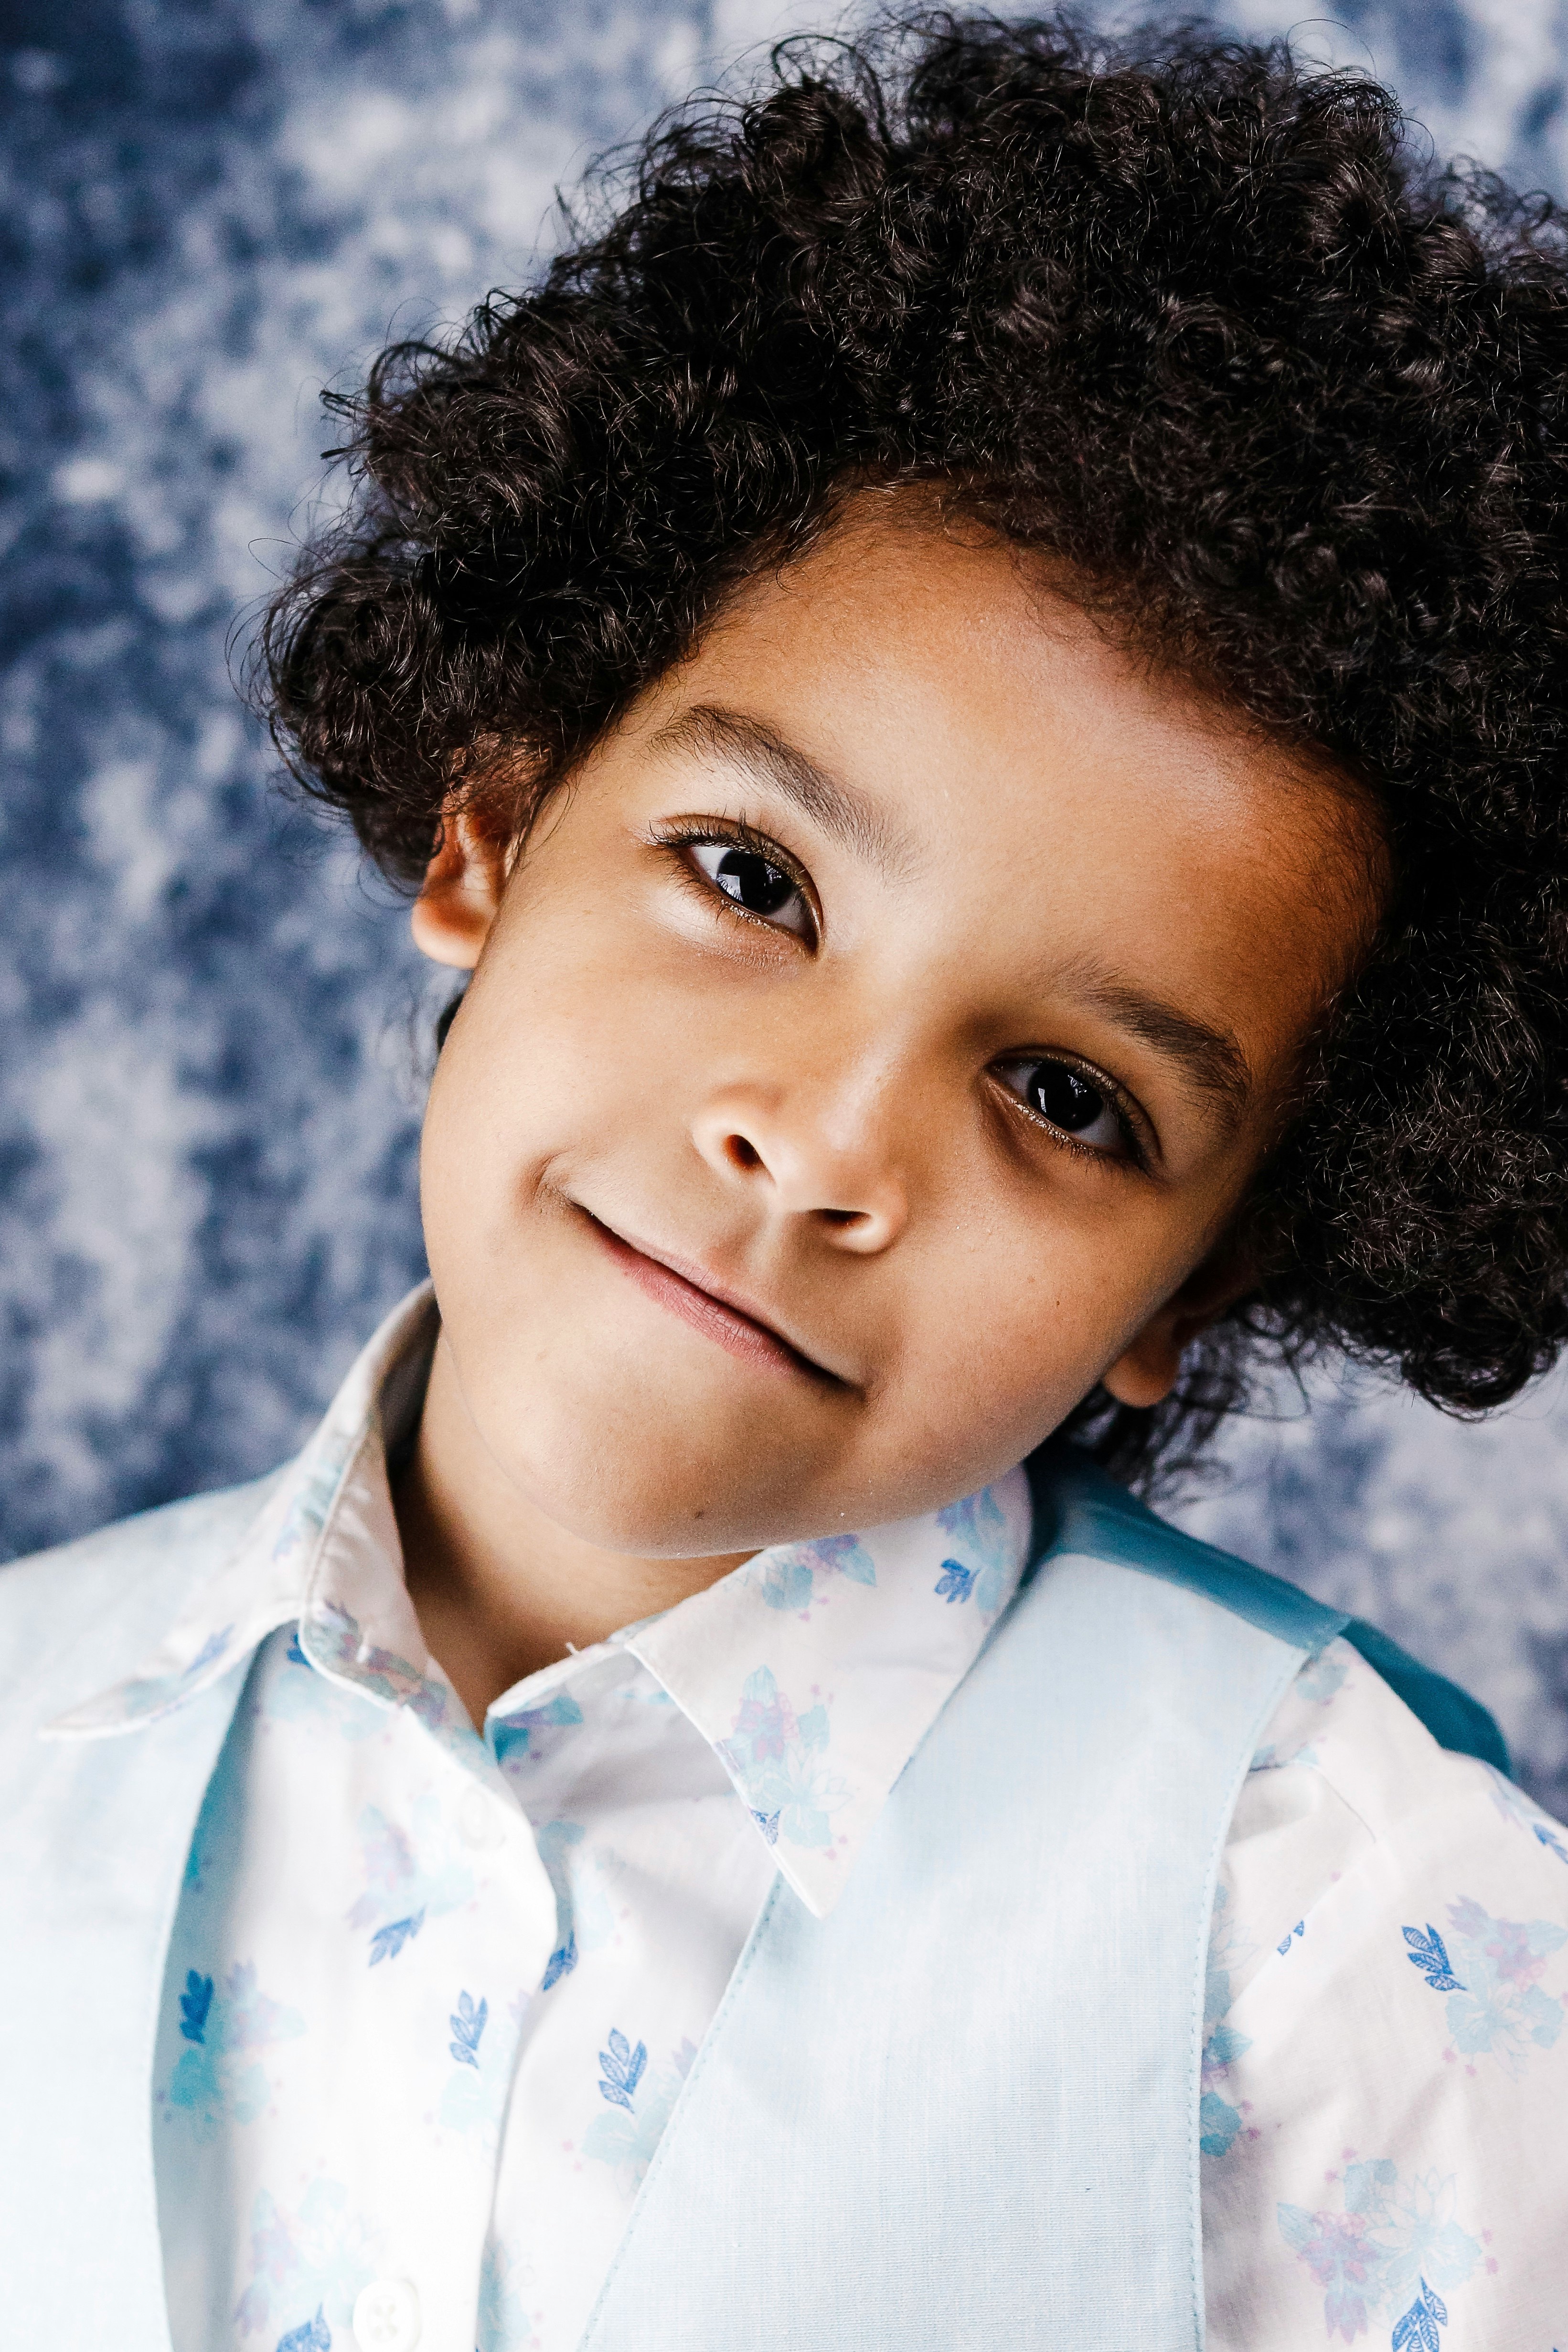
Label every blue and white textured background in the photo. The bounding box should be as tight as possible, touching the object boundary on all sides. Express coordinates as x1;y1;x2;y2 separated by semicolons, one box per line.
5;0;1568;1806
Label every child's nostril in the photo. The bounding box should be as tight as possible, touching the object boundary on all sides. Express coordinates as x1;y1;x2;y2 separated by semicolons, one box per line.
727;1135;764;1171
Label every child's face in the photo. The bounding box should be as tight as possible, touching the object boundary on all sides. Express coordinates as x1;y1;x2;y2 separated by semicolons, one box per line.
415;502;1379;1555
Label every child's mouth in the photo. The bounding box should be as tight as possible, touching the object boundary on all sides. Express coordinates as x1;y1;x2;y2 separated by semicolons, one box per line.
577;1208;845;1386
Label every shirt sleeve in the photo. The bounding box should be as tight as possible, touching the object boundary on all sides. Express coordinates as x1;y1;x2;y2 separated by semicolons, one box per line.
1201;1634;1568;2350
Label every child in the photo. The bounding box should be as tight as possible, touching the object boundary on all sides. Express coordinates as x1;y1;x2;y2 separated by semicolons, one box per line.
4;14;1567;2349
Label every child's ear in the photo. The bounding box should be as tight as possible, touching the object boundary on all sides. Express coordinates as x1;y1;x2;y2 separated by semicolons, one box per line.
410;805;511;970
1099;1246;1255;1411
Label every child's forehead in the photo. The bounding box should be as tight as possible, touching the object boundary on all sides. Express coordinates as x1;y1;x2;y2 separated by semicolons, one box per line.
576;504;1384;1115
665;496;1373;886
702;496;1262;743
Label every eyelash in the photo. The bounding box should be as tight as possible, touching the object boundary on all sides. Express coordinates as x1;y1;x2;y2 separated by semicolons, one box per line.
996;1063;1148;1174
651;815;1150;1171
652;816;818;940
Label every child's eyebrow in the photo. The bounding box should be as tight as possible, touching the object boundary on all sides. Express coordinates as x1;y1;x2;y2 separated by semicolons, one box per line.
1062;965;1253;1129
650;704;918;880
652;702;1250;1128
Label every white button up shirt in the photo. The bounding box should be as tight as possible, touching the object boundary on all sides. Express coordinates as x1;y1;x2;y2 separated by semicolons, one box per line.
50;1286;1568;2351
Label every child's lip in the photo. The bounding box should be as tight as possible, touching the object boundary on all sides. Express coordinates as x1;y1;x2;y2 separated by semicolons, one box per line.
581;1210;848;1386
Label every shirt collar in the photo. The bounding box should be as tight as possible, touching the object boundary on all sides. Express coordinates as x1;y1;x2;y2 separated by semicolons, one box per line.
47;1281;1034;1917
45;1282;451;1741
622;1474;1029;1915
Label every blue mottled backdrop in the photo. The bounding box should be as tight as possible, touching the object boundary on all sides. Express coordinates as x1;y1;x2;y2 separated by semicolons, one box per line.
5;0;1568;1807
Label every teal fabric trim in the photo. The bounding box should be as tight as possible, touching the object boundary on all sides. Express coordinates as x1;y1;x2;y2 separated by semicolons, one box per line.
1341;1617;1511;1776
1026;1443;1349;1658
1027;1443;1513;1777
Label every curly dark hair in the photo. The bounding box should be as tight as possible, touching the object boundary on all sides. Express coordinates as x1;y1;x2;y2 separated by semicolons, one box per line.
260;10;1568;1485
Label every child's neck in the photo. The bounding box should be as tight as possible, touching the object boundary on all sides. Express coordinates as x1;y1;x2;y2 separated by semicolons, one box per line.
395;1334;751;1729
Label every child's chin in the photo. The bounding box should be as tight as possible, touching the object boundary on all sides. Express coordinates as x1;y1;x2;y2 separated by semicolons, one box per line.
471;1348;838;1549
502;1413;840;1560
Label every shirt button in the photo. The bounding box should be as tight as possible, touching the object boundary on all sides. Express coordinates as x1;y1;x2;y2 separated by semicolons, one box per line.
352;2278;421;2352
459;1784;506;1849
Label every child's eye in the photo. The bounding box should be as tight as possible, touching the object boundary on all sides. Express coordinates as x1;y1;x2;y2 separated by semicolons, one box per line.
994;1057;1131;1158
688;841;813;939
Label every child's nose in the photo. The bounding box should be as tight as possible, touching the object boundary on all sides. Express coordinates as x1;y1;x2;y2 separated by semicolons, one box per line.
691;1085;908;1253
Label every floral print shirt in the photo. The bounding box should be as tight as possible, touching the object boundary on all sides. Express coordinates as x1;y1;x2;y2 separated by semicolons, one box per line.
53;1286;1568;2352
1202;1643;1568;2348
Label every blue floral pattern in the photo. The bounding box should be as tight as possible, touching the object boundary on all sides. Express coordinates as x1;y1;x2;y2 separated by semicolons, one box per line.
265;1636;385;1743
744;1533;875;1614
275;2307;331;2352
492;1695;585;1772
1403;1924;1465;1993
1536;1820;1568;1866
449;1991;487;2068
534;1818;616;1963
542;1933;577;1990
437;1991;515;2159
1391;2278;1449;2352
716;1668;846;1850
1295;1649;1350;1707
368;1911;424;1966
1279;2163;1481;2341
581;2037;697;2193
933;1488;1014;1621
476;2241;533;2352
303;1601;447;1731
597;2029;647;2111
1421;1898;1568;2077
345;1798;474;1963
164;1961;304;2141
233;2180;378;2342
180;1968;214;2042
